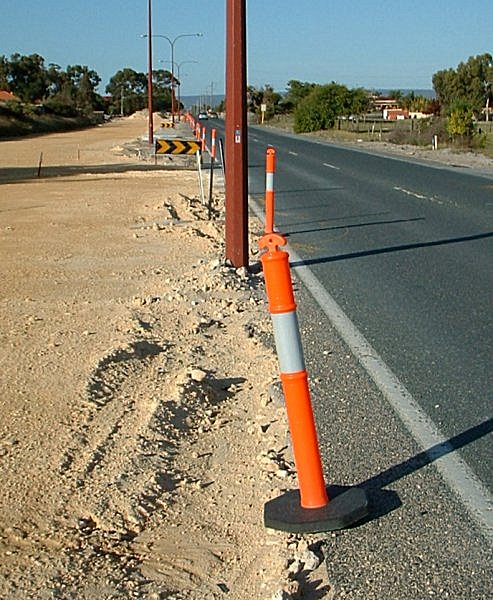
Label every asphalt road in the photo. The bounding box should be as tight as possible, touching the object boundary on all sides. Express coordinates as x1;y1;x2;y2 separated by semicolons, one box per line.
205;118;492;597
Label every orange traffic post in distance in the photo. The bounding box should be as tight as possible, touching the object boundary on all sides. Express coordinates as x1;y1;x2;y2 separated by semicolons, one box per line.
211;128;217;160
201;126;207;152
259;232;368;533
265;147;276;234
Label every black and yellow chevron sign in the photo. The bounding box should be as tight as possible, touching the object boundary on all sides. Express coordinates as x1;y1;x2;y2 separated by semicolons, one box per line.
155;139;201;155
161;122;175;128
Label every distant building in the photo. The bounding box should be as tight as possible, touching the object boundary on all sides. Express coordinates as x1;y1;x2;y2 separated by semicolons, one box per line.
383;108;410;120
409;111;432;120
0;90;20;103
371;95;400;111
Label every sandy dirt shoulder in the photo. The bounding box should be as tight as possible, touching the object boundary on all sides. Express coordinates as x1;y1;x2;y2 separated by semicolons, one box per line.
0;116;329;599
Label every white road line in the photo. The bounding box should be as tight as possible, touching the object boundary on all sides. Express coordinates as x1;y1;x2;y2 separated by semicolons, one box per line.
393;186;428;199
323;162;340;170
289;151;298;156
394;185;435;200
249;196;493;541
394;186;458;208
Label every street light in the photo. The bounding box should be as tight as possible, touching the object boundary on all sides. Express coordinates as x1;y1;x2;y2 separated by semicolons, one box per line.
142;33;202;123
146;0;153;144
160;60;198;114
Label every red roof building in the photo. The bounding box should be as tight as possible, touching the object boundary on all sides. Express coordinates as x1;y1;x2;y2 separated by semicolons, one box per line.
0;90;21;103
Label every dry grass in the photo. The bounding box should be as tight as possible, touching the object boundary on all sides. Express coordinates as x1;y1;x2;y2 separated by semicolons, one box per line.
265;113;493;159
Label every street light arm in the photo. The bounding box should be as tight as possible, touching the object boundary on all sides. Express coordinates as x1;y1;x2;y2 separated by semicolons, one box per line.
141;32;202;124
173;33;203;45
141;33;202;46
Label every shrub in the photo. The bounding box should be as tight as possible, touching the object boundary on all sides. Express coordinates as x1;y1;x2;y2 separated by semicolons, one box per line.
42;99;79;117
294;83;349;133
387;117;449;147
2;100;27;118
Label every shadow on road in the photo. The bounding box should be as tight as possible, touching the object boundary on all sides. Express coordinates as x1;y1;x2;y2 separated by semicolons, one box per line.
284;216;426;237
353;417;493;523
289;230;493;266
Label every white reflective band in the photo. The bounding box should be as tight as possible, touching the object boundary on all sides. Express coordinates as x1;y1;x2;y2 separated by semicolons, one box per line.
271;311;305;373
266;172;274;192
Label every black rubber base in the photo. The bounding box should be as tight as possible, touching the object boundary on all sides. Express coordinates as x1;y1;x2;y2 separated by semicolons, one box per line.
264;486;368;533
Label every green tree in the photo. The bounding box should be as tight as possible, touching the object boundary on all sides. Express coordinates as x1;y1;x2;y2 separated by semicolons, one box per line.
346;87;370;117
105;67;175;115
401;92;431;112
433;53;493;117
447;101;475;144
66;65;101;114
43;63;77;115
0;55;9;90
294;82;350;133
388;89;404;105
6;53;48;102
247;84;281;121
152;69;174;112
283;80;316;112
106;68;148;115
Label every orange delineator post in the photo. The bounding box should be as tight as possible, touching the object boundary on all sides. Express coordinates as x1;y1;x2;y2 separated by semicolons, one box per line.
265;148;276;234
259;229;368;533
259;232;328;509
201;126;206;152
211;128;217;160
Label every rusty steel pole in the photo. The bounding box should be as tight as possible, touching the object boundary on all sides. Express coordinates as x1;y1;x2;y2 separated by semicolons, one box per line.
225;0;248;268
147;0;154;145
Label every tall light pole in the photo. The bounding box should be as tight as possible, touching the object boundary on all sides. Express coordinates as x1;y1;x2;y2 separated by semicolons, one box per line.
160;60;198;116
146;0;153;144
144;33;202;123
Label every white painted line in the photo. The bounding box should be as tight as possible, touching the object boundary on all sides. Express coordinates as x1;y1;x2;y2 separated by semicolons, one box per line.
323;162;340;170
289;151;298;156
249;196;493;541
394;186;428;199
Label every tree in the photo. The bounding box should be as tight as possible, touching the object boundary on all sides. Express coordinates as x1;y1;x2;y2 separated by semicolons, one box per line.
401;92;431;113
346;87;370;117
66;65;101;115
152;69;174;113
0;53;104;116
388;89;404;104
247;84;281;121
105;68;174;115
0;55;9;90
447;100;475;145
6;53;48;102
433;53;493;118
294;82;351;133
106;68;148;115
283;80;316;112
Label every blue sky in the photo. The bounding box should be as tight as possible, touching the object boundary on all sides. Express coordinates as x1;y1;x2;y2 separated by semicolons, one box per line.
1;1;491;96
